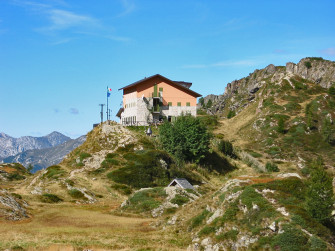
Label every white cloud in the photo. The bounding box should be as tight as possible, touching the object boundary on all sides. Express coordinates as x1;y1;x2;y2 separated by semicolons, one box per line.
182;59;260;69
69;108;79;115
47;9;97;31
118;0;135;17
11;0;131;44
321;47;335;56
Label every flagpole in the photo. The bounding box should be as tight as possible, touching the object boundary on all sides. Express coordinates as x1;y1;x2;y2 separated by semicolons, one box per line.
106;86;109;124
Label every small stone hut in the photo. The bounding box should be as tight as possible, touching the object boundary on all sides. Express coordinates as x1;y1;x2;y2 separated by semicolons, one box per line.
168;178;194;190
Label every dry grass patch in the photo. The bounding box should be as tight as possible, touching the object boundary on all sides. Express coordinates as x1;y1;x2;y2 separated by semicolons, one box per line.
0;202;187;250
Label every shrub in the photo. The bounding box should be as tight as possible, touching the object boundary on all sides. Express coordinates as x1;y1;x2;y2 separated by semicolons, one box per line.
68;189;86;199
79;152;91;161
304;61;312;69
40;193;63;203
277;117;285;134
107;149;171;188
227;110;236;119
206;99;213;108
305;158;334;224
321;117;335;145
217;140;234;157
198;97;204;107
199;226;216;236
7;173;25;181
272;224;308;250
216;229;239;241
44;165;65;179
125;187;167;213
265;162;279;172
170;194;189;206
159;115;210;163
190;210;210;229
111;183;132;195
328;86;335;96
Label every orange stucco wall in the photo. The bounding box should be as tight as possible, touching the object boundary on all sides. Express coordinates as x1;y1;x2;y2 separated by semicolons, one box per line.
124;76;197;106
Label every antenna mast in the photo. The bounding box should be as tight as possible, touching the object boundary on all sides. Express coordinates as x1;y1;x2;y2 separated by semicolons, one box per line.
99;104;105;124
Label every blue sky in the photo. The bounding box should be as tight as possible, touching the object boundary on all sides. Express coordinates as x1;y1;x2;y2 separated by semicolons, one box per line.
0;0;334;138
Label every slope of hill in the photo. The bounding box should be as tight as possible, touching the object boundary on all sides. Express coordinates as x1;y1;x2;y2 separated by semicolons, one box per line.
0;131;71;159
3;135;86;172
201;57;335;168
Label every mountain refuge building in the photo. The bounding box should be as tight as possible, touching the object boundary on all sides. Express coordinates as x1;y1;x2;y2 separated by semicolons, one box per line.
116;74;202;126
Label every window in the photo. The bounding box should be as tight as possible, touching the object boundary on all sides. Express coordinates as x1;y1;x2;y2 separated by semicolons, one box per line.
186;102;190;106
159;87;163;92
177;102;181;106
168;102;172;106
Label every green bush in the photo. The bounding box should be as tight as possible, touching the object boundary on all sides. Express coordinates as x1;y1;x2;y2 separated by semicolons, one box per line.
190;210;210;229
40;193;63;203
111;183;132;195
170;194;189;206
265;162;279;172
124;187;167;213
79;152;92;161
305;158;334;224
7;173;25;181
328;86;335;96
107;149;171;188
304;61;312;69
44;165;65;179
321;117;335;145
216;229;239;241
198;97;204;107
277;117;285;134
272;224;308;250
206;99;213;108
227;110;236;119
217;140;234;157
68;189;86;199
199;226;215;236
159;115;210;163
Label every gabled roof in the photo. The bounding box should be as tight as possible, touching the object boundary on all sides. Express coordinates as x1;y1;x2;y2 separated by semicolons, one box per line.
118;74;202;97
168;178;194;190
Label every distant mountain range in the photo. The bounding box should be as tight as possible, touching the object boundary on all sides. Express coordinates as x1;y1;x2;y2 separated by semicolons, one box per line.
0;131;71;159
0;132;86;172
3;135;86;172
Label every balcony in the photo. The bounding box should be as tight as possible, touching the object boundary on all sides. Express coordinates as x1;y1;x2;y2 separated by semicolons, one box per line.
152;104;161;113
152;91;162;100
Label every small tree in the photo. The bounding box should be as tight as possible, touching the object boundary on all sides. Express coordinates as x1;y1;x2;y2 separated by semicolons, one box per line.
304;61;312;69
328;86;335;96
277;117;285;134
305;158;334;224
321;117;335;145
206;99;213;108
27;164;34;173
265;162;279;172
198;97;205;107
227;110;236;119
159;115;210;163
218;140;234;157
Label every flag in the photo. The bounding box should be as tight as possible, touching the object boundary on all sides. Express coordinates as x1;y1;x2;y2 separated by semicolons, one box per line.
107;87;112;97
107;92;111;97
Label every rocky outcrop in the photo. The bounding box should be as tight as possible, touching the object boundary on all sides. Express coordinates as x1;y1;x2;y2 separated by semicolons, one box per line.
201;57;335;115
0;189;29;221
286;58;335;88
